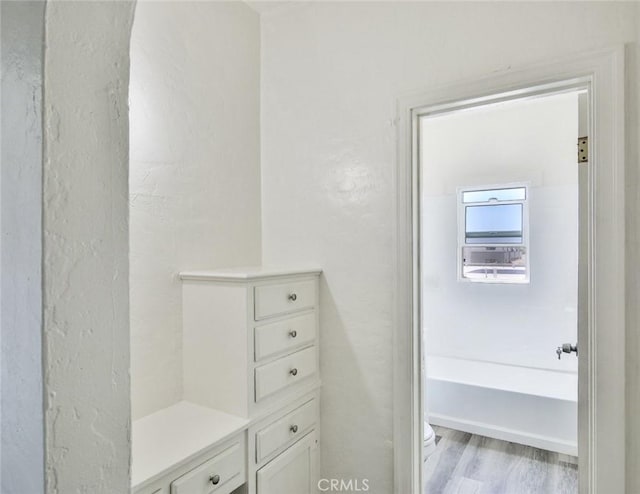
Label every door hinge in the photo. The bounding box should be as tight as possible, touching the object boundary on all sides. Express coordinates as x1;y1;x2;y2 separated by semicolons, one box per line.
577;136;588;163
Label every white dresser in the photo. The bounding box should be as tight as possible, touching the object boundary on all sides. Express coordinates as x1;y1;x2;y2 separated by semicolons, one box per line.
132;267;321;494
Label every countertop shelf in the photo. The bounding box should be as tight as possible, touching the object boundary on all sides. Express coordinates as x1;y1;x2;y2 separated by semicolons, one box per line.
132;401;249;489
179;265;322;282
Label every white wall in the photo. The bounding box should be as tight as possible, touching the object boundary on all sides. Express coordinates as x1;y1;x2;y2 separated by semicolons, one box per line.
260;3;639;491
421;92;579;374
627;8;640;493
43;2;135;492
1;1;45;492
129;1;261;420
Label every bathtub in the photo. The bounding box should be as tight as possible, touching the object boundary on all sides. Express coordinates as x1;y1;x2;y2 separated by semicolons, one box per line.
426;355;578;456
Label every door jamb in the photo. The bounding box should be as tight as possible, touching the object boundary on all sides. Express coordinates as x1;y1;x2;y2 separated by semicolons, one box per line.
393;46;625;494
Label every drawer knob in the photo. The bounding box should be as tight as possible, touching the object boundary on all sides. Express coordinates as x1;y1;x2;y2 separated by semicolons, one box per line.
290;424;299;433
290;368;298;376
288;293;297;301
209;474;221;485
289;330;297;338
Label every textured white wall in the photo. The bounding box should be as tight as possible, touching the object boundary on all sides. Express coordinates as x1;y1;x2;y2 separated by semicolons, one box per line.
129;1;261;420
43;1;135;492
1;1;45;493
421;92;578;374
260;3;638;491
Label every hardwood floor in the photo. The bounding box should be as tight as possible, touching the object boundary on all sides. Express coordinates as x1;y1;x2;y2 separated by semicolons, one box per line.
424;426;578;494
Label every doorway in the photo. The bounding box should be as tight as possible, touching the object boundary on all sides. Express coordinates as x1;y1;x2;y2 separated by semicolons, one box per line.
393;48;625;494
419;90;583;492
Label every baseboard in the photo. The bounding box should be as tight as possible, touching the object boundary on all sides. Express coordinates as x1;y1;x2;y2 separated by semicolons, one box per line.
429;413;578;457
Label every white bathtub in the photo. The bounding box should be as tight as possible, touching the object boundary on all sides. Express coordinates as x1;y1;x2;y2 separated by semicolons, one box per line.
426;355;578;456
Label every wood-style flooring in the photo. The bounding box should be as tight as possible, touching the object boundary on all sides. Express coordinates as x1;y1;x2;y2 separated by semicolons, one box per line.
424;426;578;494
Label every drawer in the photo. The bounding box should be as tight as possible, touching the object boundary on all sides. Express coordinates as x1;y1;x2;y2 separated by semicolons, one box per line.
254;280;316;320
134;485;168;494
256;399;317;463
254;313;316;362
170;441;245;494
255;346;317;402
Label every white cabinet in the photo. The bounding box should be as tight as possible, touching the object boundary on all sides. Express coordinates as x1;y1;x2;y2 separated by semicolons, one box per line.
179;268;321;494
132;267;321;494
256;431;318;494
180;267;321;418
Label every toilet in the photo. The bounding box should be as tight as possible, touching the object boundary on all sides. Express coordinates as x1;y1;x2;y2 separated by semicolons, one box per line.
424;422;437;460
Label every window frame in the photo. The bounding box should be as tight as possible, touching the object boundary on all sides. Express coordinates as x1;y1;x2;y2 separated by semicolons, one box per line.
457;183;530;284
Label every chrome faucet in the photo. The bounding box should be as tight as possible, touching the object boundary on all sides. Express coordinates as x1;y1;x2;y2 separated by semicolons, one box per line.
557;343;578;360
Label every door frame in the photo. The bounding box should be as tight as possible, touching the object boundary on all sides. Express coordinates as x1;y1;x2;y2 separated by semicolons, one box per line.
394;46;625;494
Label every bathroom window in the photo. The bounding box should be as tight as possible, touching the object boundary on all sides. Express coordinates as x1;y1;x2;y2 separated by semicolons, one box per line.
458;185;529;283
